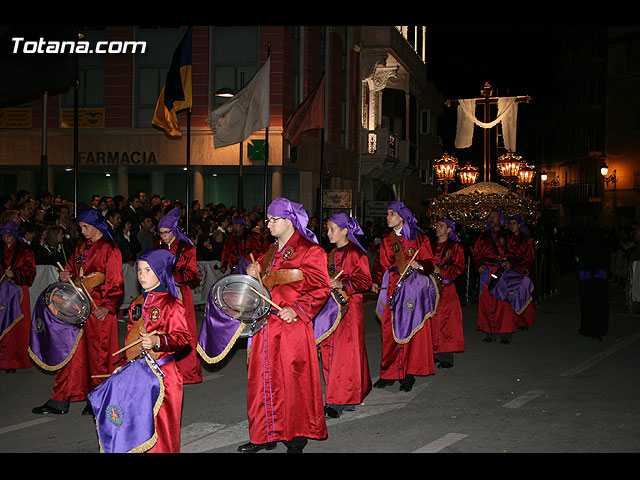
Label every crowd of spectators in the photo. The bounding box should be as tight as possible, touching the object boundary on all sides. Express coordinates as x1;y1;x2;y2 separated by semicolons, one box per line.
4;188;638;306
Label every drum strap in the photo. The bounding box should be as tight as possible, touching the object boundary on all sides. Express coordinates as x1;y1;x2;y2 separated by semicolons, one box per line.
390;231;408;274
0;239;21;271
260;242;278;275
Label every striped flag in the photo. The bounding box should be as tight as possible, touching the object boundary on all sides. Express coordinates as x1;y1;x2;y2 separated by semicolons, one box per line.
152;27;193;137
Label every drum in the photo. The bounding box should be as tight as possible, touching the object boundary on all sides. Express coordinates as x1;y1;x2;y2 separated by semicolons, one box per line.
211;274;272;337
43;281;92;326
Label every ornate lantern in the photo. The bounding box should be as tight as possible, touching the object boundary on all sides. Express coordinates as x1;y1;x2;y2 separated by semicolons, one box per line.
517;163;536;189
458;162;479;186
433;152;459;192
497;151;523;184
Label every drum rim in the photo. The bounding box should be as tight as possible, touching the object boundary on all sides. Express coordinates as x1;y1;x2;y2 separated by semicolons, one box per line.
212;274;272;323
44;281;92;324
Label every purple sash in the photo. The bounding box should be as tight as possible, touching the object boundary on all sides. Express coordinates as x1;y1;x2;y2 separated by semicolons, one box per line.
489;268;534;315
388;271;440;343
232;257;251;275
0;278;24;342
87;356;163;453
197;284;245;364
28;291;83;371
313;291;347;343
375;269;390;319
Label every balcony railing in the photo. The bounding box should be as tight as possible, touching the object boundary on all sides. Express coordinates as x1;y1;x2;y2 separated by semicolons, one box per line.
550;182;603;203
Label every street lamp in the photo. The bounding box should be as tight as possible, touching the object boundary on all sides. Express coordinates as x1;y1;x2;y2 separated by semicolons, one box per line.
433;152;459;193
601;161;617;187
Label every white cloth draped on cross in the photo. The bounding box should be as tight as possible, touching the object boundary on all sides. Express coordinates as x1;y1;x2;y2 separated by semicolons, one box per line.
455;96;518;151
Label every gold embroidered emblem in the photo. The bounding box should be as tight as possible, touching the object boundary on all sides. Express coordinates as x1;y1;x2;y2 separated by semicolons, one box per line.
406;247;415;257
150;307;161;322
283;247;293;259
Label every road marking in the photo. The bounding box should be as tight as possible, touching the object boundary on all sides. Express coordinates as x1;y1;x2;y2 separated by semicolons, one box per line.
502;390;545;409
0;418;55;435
560;331;640;377
180;379;434;452
413;433;468;453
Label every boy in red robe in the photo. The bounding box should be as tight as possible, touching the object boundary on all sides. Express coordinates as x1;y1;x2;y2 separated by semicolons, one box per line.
0;220;36;372
33;208;124;414
372;201;436;392
155;208;202;384
472;208;515;344
241;197;330;453
126;248;191;452
431;218;465;369
320;213;372;418
507;214;536;329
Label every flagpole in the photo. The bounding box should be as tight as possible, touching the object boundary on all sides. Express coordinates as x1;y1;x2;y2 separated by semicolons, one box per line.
319;128;325;223
263;43;271;217
186;109;191;234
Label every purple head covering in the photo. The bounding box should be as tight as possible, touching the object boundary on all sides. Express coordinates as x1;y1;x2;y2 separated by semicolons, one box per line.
232;216;248;228
0;220;21;238
158;207;195;247
77;208;114;242
136;248;181;299
328;213;367;253
437;218;461;242
507;214;531;237
267;197;318;244
484;208;505;231
387;201;420;241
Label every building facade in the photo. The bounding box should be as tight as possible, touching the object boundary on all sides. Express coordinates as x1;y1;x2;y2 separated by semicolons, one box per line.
0;26;443;223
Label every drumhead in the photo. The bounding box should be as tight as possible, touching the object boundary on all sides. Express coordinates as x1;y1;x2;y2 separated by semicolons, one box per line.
44;282;92;325
212;274;272;323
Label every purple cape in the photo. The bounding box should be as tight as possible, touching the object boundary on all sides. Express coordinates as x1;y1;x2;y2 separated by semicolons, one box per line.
489;268;534;315
328;213;367;253
158;207;195;247
136;248;181;299
87;356;163;453
197;283;246;363
29;291;83;370
313;292;347;343
267;197;318;244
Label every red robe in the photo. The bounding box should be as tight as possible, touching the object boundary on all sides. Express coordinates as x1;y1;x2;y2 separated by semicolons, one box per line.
431;239;465;354
220;231;263;271
126;290;191;453
319;242;372;406
154;239;202;384
51;236;124;403
0;240;36;369
509;231;536;327
248;230;330;444
373;229;436;380
472;227;515;335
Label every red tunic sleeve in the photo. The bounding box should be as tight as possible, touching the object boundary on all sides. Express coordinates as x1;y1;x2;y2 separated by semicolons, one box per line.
331;242;372;296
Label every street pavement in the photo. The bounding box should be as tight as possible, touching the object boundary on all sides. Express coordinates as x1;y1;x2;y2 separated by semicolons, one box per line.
1;273;639;454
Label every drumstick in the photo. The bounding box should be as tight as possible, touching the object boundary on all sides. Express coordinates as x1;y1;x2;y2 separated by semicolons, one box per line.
112;330;158;356
333;270;343;280
250;253;266;294
57;261;97;309
249;286;282;311
400;250;419;280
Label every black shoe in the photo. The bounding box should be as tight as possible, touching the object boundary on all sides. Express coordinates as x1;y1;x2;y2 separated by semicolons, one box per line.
399;376;415;392
437;361;453;369
5;369;16;373
237;441;277;453
324;406;340;418
517;326;529;331
286;446;304;453
483;336;496;343
32;403;68;415
81;403;94;416
500;338;511;344
373;378;395;388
